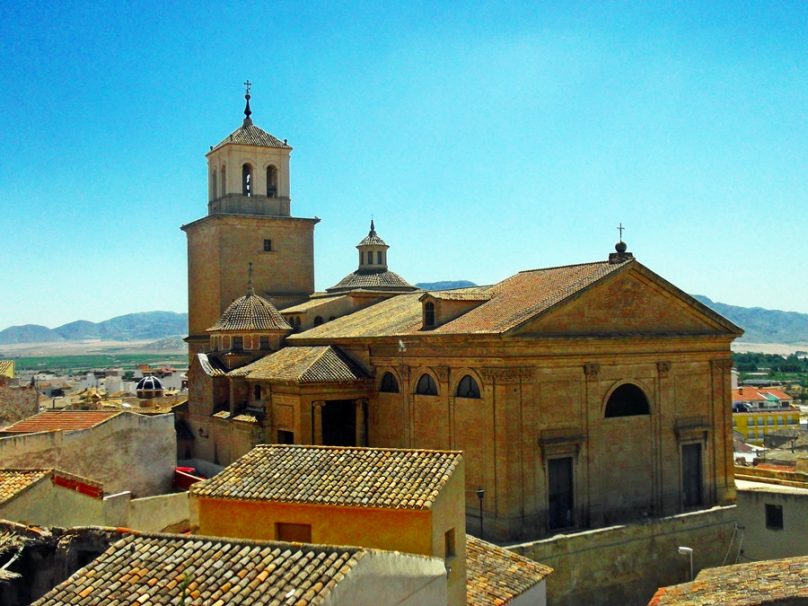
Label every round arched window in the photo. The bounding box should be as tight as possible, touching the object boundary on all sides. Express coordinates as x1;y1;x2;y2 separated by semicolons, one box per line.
380;372;399;393
415;374;438;396
604;384;650;418
456;375;481;398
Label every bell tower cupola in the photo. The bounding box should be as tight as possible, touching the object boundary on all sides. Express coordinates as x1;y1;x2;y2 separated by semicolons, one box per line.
206;80;293;216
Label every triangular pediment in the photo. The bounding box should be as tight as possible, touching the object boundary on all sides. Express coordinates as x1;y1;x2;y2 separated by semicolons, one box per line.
509;264;742;338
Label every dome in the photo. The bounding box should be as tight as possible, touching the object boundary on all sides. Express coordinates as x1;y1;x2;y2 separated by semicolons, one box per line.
208;292;292;332
326;269;416;293
136;376;163;392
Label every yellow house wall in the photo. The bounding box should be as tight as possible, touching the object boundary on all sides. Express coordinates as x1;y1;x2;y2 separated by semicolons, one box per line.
194;497;433;555
733;410;800;444
429;458;467;606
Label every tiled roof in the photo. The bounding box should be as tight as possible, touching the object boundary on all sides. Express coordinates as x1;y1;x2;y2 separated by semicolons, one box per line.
422;290;493;302
208;292;291;332
228;346;370;384
0;360;14;378
0;470;49;503
356;220;388;247
211;122;291;151
280;295;347;314
648;556;808;605
1;411;120;434
195;353;227;377
191;444;462;510
326;269;415;293
466;536;553;606
32;533;364;606
733;387;794;403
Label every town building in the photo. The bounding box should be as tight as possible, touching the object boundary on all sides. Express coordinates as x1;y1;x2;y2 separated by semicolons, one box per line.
181;91;744;543
731;386;800;445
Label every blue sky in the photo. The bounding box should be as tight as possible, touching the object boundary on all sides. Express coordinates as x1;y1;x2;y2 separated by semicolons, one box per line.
1;1;807;328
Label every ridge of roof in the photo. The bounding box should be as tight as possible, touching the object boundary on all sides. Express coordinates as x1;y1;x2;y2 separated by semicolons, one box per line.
208;292;292;332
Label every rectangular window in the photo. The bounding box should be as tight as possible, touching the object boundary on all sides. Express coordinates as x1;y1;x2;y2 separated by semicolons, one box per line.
263;239;272;252
777;416;785;425
548;457;574;530
765;504;783;530
367;251;373;264
232;336;243;351
444;528;456;558
259;336;270;350
376;251;382;264
276;522;311;543
747;431;755;439
277;429;294;444
768;417;774;425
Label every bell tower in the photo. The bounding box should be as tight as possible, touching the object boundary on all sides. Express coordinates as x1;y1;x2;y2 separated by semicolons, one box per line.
182;83;319;356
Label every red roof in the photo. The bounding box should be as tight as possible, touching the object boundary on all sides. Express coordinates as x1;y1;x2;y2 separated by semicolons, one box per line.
2;411;121;434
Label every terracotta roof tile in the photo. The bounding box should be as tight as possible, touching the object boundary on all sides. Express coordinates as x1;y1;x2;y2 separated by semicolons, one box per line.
0;470;49;503
280;295;347;314
228;346;370;384
32;533;364;606
648;556;808;605
211;122;291;151
466;536;553;605
1;411;120;434
191;444;462;510
208;292;291;332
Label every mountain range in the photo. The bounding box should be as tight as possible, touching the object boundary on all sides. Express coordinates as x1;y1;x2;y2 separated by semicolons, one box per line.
1;293;807;346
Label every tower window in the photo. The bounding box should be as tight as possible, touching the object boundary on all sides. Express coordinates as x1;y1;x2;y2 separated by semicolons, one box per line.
220;166;226;197
259;336;270;350
456;375;481;398
416;373;438;396
263;239;272;252
253;384;262;400
242;164;253;196
232;336;243;351
210;170;217;200
424;302;436;327
376;251;382;264
267;165;278;197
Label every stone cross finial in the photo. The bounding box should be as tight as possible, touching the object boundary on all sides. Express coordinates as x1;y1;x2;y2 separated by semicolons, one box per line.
617;222;625;243
243;80;253;124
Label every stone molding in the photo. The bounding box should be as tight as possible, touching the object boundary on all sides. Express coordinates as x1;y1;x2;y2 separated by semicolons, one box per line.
657;361;671;378
583;363;600;378
710;359;733;371
482;367;534;383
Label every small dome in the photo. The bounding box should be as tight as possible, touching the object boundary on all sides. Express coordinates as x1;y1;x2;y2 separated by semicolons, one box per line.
357;220;388;247
136;376;163;392
326;269;416;293
208;292;292;332
615;241;627;253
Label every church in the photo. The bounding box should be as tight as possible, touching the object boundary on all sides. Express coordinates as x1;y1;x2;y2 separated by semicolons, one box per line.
180;89;742;541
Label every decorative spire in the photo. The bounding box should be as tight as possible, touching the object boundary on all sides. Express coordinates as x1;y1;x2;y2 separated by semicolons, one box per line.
609;222;633;263
247;262;255;296
243;80;253;126
369;218;376;236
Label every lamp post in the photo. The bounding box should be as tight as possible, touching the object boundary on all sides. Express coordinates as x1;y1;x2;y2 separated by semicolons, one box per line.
475;488;485;539
678;546;694;581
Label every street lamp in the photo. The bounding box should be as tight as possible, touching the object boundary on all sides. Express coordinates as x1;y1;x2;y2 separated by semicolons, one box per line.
678;546;694;580
475;488;485;539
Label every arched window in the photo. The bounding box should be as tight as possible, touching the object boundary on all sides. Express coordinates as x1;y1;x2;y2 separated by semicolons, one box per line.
211;170;217;200
220;166;226;197
253;384;262;400
376;251;383;265
242;163;253;196
424;302;436;327
266;165;277;197
380;372;399;393
456;375;481;398
604;384;650;418
415;373;438;396
313;316;324;326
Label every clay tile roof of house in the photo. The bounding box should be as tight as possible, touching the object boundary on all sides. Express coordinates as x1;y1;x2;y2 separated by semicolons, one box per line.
647;556;808;606
0;470;50;503
1;410;121;434
191;444;463;510
762;388;792;400
421;290;493;302
31;533;364;606
228;345;370;384
466;535;553;606
280;295;347;314
211;122;291;151
208;291;292;332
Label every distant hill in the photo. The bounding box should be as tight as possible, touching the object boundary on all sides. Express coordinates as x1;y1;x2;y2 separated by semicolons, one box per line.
416;280;477;290
0;312;188;345
693;296;808;344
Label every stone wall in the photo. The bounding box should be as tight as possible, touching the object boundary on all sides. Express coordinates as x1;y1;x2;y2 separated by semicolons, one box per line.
508;505;737;606
0;412;176;496
126;492;190;532
0;384;38;427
